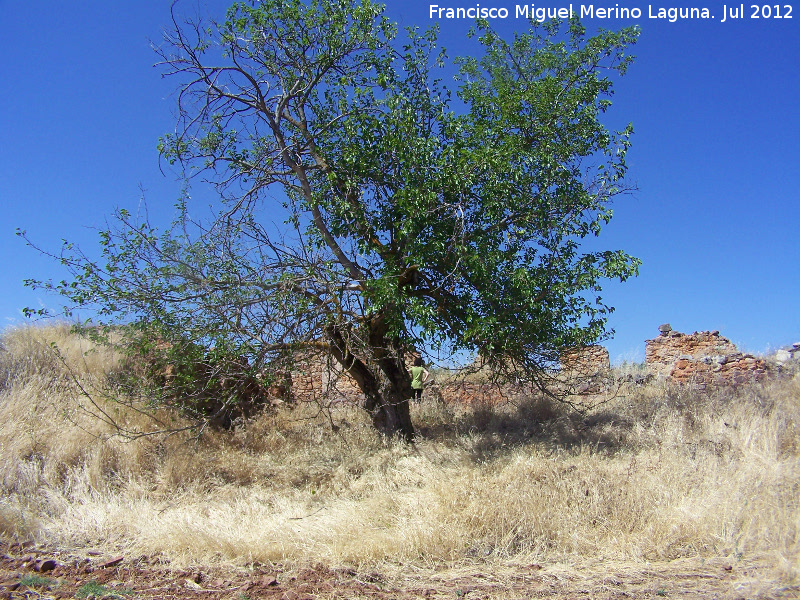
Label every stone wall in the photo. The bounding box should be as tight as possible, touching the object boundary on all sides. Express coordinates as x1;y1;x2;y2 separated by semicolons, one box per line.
560;345;611;377
645;324;768;386
284;324;784;407
669;353;769;386
288;351;540;407
645;326;738;376
435;381;540;406
290;350;362;404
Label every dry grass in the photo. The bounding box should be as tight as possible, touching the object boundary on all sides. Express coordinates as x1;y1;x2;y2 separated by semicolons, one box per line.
0;324;798;591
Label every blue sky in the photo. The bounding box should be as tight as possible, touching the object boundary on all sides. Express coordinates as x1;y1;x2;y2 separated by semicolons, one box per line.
1;1;798;363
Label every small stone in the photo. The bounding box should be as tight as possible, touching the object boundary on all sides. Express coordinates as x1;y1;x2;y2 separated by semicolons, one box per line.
98;556;124;569
34;559;57;573
774;350;791;364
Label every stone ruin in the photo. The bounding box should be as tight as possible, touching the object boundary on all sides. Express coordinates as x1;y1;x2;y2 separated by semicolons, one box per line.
285;345;614;407
645;324;770;386
560;345;611;377
283;349;545;407
557;328;796;389
289;350;362;404
278;325;794;408
286;354;528;407
557;345;613;395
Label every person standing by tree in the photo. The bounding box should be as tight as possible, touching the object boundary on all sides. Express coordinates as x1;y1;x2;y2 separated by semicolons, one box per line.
409;358;430;403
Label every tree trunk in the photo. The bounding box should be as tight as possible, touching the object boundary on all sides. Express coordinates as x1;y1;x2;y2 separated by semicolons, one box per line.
324;320;415;442
360;368;415;442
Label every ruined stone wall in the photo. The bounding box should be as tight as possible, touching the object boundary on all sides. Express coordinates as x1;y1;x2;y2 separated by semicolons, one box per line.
560;345;610;376
645;325;768;386
669;354;769;386
288;351;538;407
645;328;738;376
285;324;782;406
290;351;363;404
435;381;537;406
287;343;622;408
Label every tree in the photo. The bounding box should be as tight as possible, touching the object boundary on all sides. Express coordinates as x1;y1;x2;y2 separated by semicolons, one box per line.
21;0;640;441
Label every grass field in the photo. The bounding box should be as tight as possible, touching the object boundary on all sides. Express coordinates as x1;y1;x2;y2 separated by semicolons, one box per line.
0;324;797;596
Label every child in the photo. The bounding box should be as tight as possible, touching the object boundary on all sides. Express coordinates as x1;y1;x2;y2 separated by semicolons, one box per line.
409;357;430;402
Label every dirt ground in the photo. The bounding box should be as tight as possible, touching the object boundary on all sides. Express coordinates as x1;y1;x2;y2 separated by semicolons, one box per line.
0;542;795;600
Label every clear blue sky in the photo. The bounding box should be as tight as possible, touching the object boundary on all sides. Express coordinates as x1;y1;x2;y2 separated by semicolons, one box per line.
1;1;798;363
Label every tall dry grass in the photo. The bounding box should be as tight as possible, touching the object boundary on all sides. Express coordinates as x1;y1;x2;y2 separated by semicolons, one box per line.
0;324;797;586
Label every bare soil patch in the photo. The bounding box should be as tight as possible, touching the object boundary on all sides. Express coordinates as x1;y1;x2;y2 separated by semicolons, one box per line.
0;543;792;599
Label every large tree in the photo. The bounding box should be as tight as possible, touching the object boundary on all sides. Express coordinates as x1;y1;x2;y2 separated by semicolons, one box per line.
22;0;640;441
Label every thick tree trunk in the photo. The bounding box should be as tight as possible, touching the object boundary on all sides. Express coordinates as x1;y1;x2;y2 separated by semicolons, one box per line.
324;321;415;442
360;369;415;442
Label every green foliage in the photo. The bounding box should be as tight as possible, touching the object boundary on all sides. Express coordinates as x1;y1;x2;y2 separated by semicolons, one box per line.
20;574;55;589
21;0;640;437
75;580;133;599
75;581;106;598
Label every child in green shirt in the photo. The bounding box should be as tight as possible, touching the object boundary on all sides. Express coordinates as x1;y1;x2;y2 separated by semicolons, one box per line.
409;357;430;402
